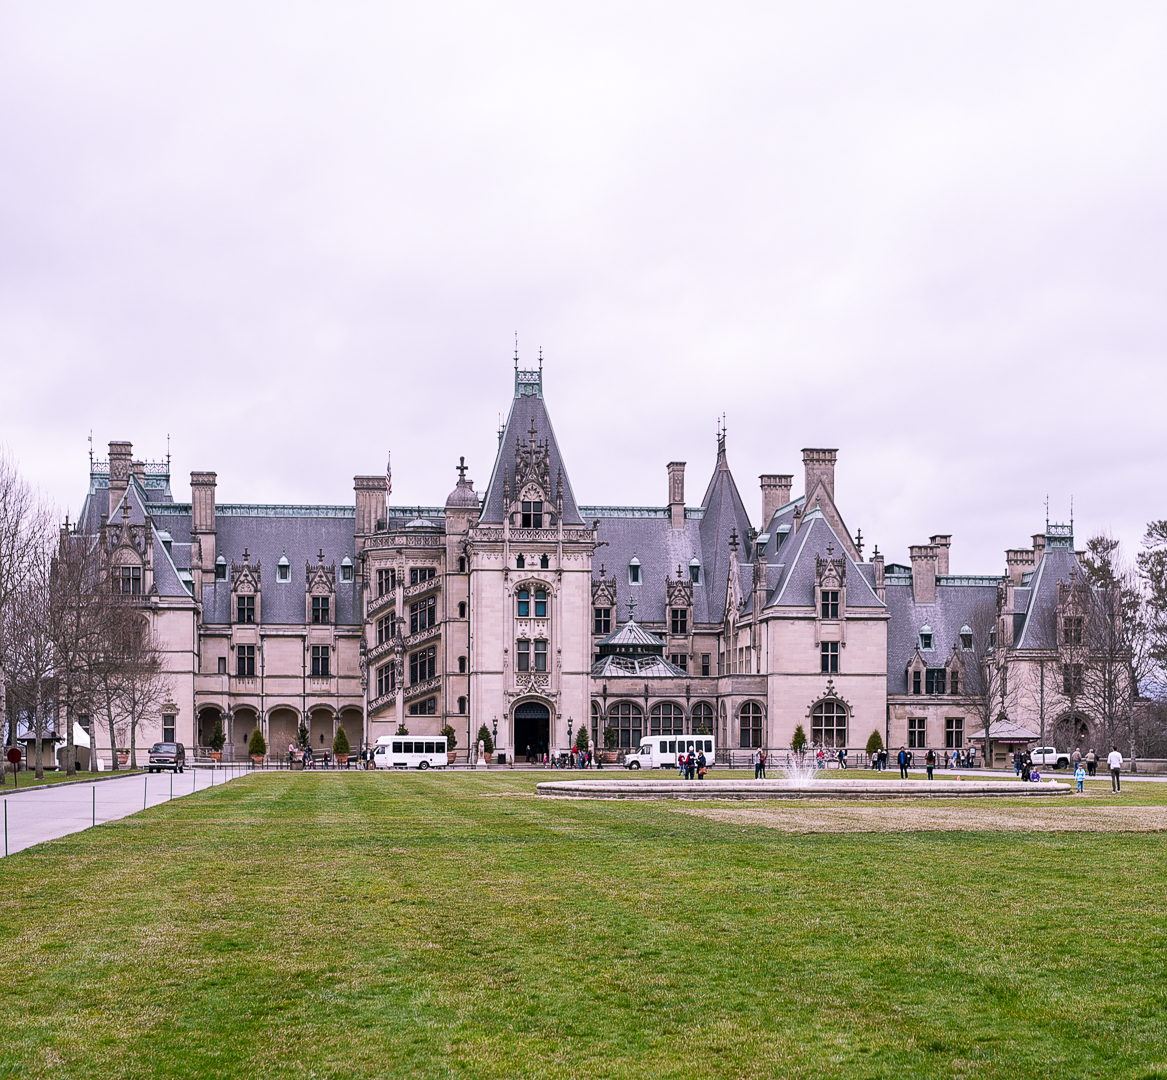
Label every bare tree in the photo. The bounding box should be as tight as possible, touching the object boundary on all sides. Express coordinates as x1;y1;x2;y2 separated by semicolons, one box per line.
112;607;170;769
88;594;129;771
1138;520;1167;694
959;593;1021;752
1077;534;1148;767
0;449;50;752
9;540;57;778
48;528;103;776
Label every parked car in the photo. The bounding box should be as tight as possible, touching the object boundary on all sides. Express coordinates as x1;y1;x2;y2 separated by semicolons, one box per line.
1029;746;1071;770
148;742;186;773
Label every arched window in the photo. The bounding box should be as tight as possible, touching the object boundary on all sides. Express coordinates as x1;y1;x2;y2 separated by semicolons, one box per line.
534;587;547;618
812;700;848;748
516;554;525;569
457;697;466;714
629;556;641;584
719;700;727;743
458;656;466;674
539;554;549;569
458;601;466;618
739;701;764;748
591;700;602;748
689;557;701;584
650;702;685;735
691;701;714;735
608;702;643;749
517;588;529;617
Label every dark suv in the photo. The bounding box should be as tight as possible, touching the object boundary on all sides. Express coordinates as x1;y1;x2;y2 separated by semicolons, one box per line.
148;743;186;773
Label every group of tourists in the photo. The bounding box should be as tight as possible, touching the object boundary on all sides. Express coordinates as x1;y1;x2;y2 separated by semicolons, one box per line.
679;748;709;780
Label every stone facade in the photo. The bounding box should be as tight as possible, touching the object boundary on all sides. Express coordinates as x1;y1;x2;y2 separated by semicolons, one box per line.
75;360;1105;765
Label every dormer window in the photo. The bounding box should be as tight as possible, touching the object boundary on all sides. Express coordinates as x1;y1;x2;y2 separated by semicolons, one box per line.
960;625;973;650
821;590;839;619
118;566;142;595
629;556;641;584
1063;616;1083;645
341;556;353;582
521;501;543;528
689;558;701;584
277;556;290;583
539;554;549;569
215;556;227;581
237;595;255;624
312;596;330;624
919;625;933;650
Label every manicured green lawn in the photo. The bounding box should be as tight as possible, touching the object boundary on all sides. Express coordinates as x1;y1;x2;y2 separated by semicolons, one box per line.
0;769;134;791
2;772;1165;1079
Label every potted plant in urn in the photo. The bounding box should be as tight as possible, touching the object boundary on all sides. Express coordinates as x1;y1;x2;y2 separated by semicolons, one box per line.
441;724;458;765
208;719;226;763
248;727;267;767
476;723;494;764
332;725;350;766
602;724;619;764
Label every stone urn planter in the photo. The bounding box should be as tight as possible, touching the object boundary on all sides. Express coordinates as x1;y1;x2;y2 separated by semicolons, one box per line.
447;750;457;765
334;753;349;767
601;750;618;765
117;751;130;767
208;750;222;763
250;754;264;767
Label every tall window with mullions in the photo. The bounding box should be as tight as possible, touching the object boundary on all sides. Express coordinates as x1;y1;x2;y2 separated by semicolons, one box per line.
739;701;764;748
608;702;642;748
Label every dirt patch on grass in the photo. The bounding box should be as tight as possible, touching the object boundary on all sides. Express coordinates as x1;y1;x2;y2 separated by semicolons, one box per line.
675;801;1167;833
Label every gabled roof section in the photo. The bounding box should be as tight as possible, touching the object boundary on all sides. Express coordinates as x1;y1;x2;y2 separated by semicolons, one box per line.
1014;543;1083;650
479;361;583;525
765;510;884;611
698;431;753;625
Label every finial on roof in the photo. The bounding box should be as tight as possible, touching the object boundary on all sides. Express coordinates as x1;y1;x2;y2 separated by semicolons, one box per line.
627;596;638;621
827;541;834;557
1045;494;1049;532
319;548;324;562
242;547;250;563
599;562;605;577
514;332;519;364
729;527;739;552
457;456;468;482
855;528;863;559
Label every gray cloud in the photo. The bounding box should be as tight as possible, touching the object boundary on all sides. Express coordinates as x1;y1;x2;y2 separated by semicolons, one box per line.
1;3;1164;571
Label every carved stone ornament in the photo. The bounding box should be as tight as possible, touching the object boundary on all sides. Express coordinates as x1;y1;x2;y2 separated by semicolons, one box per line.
815;550;846;589
666;566;694;609
592;571;617;608
306;549;337;595
514;419;551;497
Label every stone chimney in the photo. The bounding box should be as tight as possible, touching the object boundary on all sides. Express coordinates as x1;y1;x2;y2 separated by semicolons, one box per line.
1005;548;1035;586
802;449;838;504
910;544;939;604
132;460;147;485
190;471;217;571
1032;533;1046;561
108;441;132;515
354;476;387;537
667;462;685;529
872;546;885;602
760;474;793;528
929;534;952;576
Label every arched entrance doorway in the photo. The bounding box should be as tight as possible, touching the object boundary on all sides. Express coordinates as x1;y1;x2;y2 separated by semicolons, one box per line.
1053;712;1093;752
513;700;551;762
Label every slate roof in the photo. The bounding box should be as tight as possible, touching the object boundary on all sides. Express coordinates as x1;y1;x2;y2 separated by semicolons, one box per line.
480;370;583;525
765;511;884;611
591;653;688;678
884;580;998;693
1014;545;1082;650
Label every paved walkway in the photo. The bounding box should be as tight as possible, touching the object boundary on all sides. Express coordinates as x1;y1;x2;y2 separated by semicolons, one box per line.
1;766;247;858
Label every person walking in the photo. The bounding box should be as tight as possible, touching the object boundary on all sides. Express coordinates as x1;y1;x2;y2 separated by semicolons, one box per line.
837;747;847;770
925;748;935;780
287;741;296;769
697;749;707;780
1107;745;1123;793
897;746;908;779
1086;748;1097;777
754;748;762;780
1072;747;1082;772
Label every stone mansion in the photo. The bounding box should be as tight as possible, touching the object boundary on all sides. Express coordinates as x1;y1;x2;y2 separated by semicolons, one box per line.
77;360;1100;766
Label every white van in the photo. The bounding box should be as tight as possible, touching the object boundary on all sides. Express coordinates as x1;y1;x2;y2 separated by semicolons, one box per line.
625;735;715;770
373;735;448;770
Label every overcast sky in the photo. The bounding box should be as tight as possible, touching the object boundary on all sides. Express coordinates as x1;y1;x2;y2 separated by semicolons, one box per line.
2;3;1165;573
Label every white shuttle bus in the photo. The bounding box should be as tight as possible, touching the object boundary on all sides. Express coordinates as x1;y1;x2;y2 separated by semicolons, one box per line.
625;735;715;770
373;734;449;770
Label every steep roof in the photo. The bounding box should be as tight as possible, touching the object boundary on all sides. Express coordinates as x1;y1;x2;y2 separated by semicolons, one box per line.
1014;542;1082;650
765;510;884;611
697;435;754;624
479;364;583;526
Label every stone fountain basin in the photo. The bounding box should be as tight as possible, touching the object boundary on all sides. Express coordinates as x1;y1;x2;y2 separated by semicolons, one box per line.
536;779;1072;800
